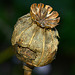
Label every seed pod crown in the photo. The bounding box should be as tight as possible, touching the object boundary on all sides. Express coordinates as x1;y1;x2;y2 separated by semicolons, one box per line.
30;3;60;28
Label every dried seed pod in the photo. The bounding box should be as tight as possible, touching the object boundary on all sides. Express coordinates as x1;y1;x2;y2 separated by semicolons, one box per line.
11;3;60;68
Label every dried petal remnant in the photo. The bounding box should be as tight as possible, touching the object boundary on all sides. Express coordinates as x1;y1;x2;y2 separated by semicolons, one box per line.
30;3;60;28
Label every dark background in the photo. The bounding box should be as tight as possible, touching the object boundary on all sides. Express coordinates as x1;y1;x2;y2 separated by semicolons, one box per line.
0;0;75;75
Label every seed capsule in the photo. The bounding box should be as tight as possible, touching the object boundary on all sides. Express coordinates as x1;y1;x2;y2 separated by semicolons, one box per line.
11;3;60;67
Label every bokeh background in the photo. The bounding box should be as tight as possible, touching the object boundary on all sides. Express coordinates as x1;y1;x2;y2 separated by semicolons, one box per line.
0;0;75;75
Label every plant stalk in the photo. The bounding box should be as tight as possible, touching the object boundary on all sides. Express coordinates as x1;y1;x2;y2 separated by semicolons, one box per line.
23;64;34;75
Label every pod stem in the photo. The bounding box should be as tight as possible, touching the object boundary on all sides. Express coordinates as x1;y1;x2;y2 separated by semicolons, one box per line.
23;64;34;75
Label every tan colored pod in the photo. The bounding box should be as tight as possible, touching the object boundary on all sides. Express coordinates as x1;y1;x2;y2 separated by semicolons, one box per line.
11;3;60;67
11;13;59;67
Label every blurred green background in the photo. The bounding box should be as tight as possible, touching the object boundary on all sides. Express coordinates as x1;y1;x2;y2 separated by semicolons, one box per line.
0;0;75;75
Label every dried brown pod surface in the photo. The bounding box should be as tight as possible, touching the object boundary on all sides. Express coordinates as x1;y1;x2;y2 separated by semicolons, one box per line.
11;3;60;67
